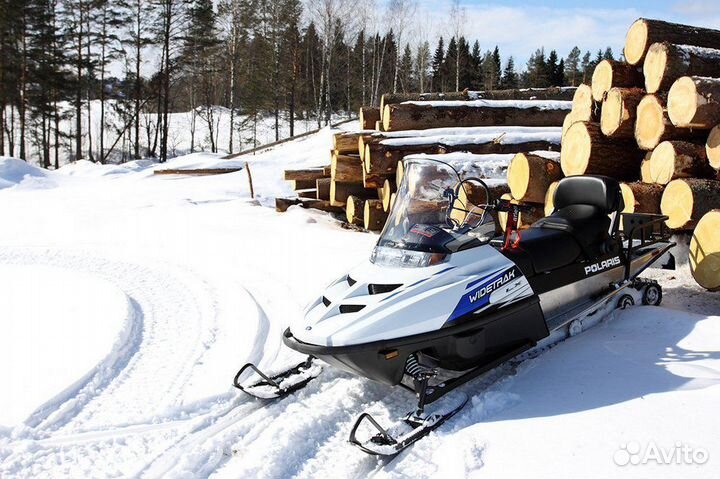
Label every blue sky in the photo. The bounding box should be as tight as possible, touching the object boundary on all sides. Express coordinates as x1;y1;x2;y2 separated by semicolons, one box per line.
402;0;720;65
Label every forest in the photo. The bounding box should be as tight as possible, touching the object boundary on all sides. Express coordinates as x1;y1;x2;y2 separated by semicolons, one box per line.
0;0;616;167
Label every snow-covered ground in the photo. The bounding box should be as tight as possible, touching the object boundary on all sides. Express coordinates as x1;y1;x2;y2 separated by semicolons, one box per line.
0;124;718;478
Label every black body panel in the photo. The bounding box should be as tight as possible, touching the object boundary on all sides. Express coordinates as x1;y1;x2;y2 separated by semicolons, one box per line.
283;297;548;386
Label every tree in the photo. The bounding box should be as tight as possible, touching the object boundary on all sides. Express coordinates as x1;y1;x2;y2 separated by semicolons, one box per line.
500;56;518;89
547;49;564;86
448;0;465;92
469;40;482;89
414;40;430;93
482;47;501;90
444;37;457;92
431;36;444;92
565;46;581;86
398;43;413;93
603;46;614;60
581;50;591;83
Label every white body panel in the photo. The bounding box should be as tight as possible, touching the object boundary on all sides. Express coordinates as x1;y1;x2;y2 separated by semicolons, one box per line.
291;245;533;347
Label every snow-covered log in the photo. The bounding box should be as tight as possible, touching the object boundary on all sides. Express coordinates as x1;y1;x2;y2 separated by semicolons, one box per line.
644;43;720;94
624;18;720;66
381;100;571;131
668;76;720;128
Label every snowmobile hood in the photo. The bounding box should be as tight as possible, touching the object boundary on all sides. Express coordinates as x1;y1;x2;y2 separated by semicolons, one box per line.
289;244;534;347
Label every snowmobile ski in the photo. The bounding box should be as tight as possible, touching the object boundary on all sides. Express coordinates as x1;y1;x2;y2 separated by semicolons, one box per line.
349;392;468;456
233;356;321;400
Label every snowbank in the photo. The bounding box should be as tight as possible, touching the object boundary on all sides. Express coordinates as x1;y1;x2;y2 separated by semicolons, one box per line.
0;157;49;190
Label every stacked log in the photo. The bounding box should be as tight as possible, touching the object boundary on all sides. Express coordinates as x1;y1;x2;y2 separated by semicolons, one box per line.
619;182;664;214
591;60;643;102
359;107;380;130
667;76;720;128
647;141;714;184
600;87;644;138
660;178;720;229
624;18;720;66
643;42;720;94
507;152;563;203
689;210;720;291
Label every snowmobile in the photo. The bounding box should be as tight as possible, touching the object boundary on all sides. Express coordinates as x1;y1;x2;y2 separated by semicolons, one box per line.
234;157;674;456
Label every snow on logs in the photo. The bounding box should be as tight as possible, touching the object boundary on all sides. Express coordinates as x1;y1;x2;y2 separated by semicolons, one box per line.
660;178;720;229
591;60;643;102
381;99;571;131
624;18;720;66
643;43;720;94
561;121;645;179
668;76;720;129
689;210;720;291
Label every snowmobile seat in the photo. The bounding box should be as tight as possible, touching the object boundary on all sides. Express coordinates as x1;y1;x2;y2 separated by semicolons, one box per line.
531;175;623;259
514;227;583;274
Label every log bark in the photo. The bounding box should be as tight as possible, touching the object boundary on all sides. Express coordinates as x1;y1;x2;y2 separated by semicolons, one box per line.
707;125;720;171
507;153;563;203
362;167;391;189
333;132;369;154
330;180;376;206
316;177;331;200
380;179;396;212
648;140;714;184
635;94;704;150
660;178;720;229
364;141;440;175
668;76;720;128
473;87;576;101
382;101;569;131
438;139;561;155
561;121;645;179
364;199;389;231
624;18;720;66
640;152;654;183
689;209;720;291
346;195;365;226
619;182;664;214
497;194;544;231
544;181;560;216
359;107;380;130
284;168;327;181
291;179;317;190
275;197;344;213
601;87;644;139
591;60;643;102
331;152;363;182
298;189;317;199
570;84;599;123
644;42;720;94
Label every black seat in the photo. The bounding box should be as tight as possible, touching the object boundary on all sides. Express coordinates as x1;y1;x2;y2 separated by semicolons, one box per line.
515;176;623;273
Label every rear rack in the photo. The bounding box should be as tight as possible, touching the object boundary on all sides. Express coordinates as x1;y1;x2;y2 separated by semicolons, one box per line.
619;213;674;281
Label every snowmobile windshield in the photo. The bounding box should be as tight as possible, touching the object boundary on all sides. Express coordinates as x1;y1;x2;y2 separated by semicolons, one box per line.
374;158;498;263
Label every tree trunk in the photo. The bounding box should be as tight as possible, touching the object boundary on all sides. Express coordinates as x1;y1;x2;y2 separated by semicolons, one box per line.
644;42;720;94
382;101;570;131
600;87;644;138
661;178;720;229
364;199;388;230
635;94;704;150
706;125;720;170
507;153;563;203
619;182;664;214
359;107;380;130
346;195;365;225
648;140;714;184
591;60;642;102
562;121;645;179
668;76;720;128
316;177;331;200
624;18;720;66
330;180;376;206
331;153;363;182
569;83;599;123
689;209;720;291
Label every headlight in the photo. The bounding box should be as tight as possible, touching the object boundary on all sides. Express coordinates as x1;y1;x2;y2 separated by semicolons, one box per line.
370;246;447;268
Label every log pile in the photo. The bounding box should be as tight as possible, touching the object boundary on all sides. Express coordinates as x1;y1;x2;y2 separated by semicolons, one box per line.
559;17;720;291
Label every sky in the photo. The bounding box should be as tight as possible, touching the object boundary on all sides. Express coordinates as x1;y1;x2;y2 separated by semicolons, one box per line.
397;0;720;65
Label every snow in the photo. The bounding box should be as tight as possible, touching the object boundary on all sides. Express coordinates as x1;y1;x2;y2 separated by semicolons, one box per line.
380;128;561;147
371;125;560;140
0;124;719;478
404;99;573;110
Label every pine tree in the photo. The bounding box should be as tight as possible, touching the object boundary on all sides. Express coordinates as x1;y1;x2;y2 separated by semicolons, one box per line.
431;36;444;92
565;46;581;86
398;43;413;93
603;46;614;60
547;49;564;86
444;37;457;93
469;40;482;89
581;50;591;83
500;56;518;89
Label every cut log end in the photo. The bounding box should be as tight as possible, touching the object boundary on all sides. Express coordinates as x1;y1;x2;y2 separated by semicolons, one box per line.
661;178;720;229
707;125;720;170
571;84;595;122
625;18;649;65
649;141;677;184
620;182;663;214
635;95;666;150
600;87;623;136
560;122;591;175
649;140;710;185
591;60;613;102
507;153;562;203
643;42;668;94
364;199;388;231
346;195;365;226
689;210;720;291
544;181;559;216
667;76;698;127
